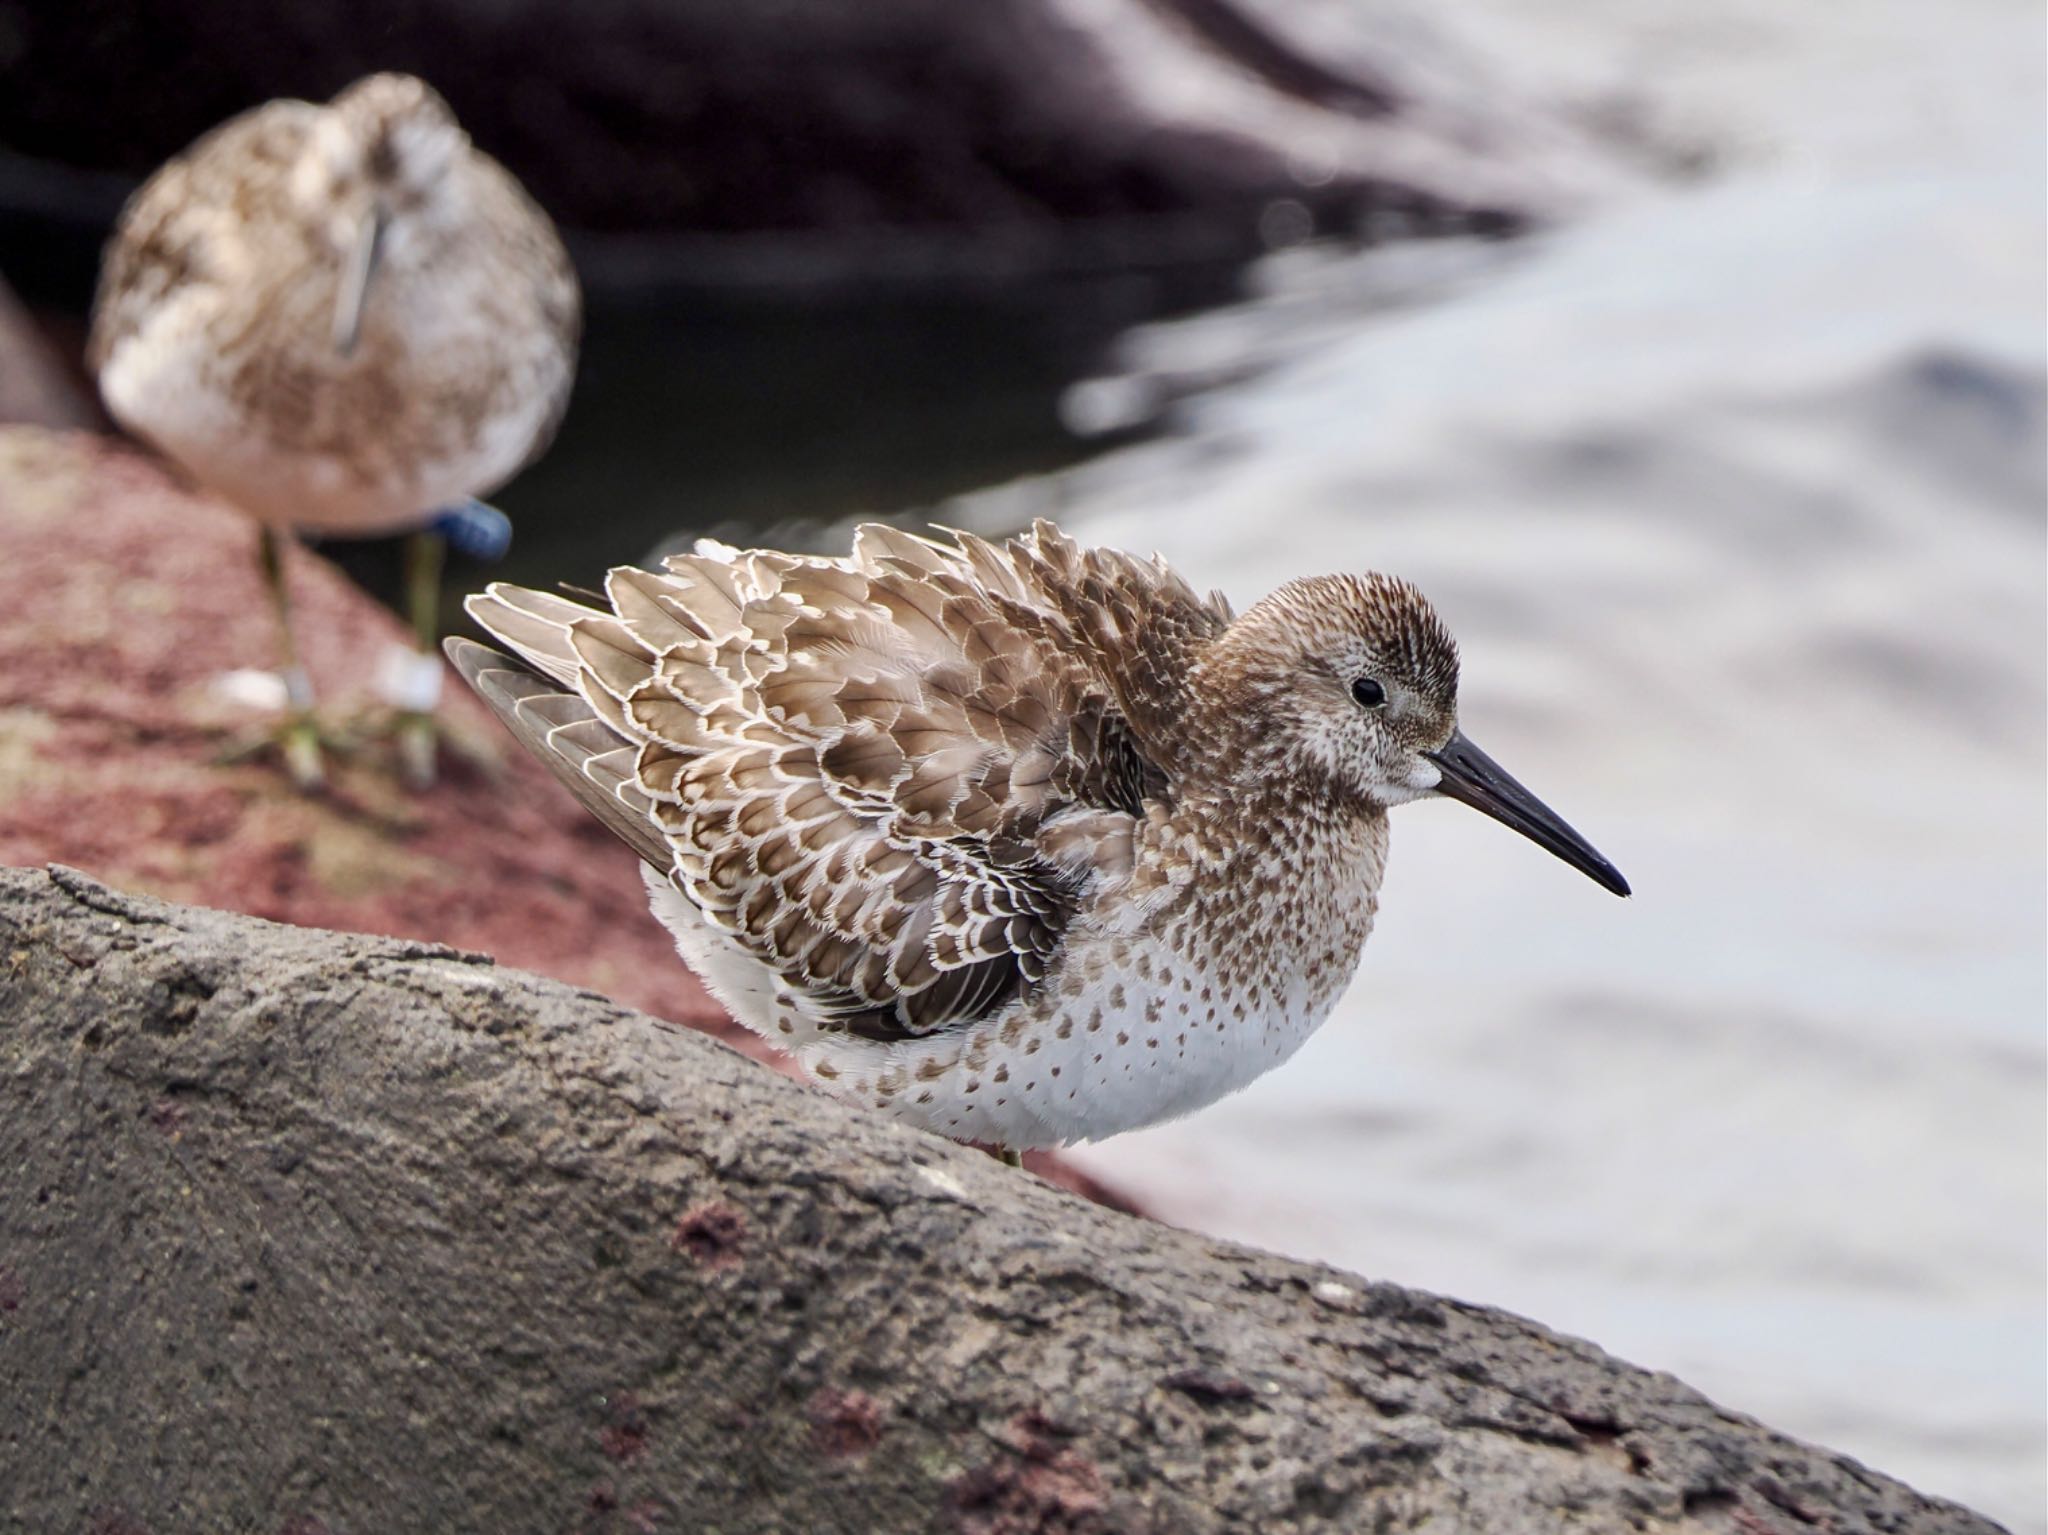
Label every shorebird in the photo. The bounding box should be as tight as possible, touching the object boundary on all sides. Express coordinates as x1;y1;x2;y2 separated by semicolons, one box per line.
450;522;1627;1156
89;72;580;788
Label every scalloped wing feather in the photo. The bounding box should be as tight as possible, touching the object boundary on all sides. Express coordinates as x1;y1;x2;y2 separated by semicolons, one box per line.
459;524;1229;1040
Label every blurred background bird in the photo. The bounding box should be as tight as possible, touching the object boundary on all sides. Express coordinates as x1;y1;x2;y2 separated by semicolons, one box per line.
87;71;580;788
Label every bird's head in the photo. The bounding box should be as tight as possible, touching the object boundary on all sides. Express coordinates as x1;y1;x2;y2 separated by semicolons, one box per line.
314;73;465;214
295;74;468;353
1198;572;1629;895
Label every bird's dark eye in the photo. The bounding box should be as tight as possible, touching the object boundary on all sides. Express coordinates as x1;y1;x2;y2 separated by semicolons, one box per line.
1351;677;1386;710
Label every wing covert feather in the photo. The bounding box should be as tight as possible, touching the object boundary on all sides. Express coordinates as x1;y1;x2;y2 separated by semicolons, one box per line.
459;522;1227;1039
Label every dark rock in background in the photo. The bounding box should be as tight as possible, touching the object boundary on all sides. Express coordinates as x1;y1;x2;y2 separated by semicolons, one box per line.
0;0;1609;273
0;275;94;429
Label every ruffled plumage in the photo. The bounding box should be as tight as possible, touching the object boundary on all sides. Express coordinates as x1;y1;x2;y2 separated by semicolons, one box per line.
454;520;1233;1043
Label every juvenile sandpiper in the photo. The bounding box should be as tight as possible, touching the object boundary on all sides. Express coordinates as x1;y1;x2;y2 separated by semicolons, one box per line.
90;71;580;788
449;521;1628;1157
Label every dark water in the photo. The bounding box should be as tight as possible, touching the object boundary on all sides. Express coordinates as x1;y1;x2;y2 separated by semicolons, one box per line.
1;175;1242;619
334;264;1242;620
503;273;1225;572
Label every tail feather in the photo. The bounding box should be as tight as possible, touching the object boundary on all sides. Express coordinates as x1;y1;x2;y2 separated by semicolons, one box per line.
464;584;591;689
444;636;671;870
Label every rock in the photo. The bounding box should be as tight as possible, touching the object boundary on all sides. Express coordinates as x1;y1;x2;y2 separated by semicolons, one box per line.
0;0;1614;263
0;275;96;429
0;863;2005;1535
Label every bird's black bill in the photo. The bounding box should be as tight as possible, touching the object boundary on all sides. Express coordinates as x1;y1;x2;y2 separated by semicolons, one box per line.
1425;729;1630;897
332;205;387;356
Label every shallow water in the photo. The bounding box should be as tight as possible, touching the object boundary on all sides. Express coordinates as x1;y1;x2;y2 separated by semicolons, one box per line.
1002;10;2047;1525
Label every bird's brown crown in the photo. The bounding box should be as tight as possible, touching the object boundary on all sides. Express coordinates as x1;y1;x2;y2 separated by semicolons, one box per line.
326;73;465;202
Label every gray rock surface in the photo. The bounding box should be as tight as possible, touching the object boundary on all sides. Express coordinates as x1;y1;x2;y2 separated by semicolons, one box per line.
0;864;2005;1534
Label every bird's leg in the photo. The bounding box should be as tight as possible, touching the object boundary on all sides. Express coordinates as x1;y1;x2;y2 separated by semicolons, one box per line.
406;525;445;655
220;528;371;787
258;523;324;790
373;503;513;786
998;1147;1024;1169
392;528;446;789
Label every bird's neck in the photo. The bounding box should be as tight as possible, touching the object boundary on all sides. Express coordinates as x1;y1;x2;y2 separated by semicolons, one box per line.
1179;776;1387;884
1141;787;1388;1020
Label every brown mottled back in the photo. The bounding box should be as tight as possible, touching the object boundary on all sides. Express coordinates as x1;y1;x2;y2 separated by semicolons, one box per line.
456;522;1235;1041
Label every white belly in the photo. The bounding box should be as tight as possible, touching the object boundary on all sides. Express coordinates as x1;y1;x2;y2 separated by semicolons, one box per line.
800;935;1350;1150
643;869;1363;1151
